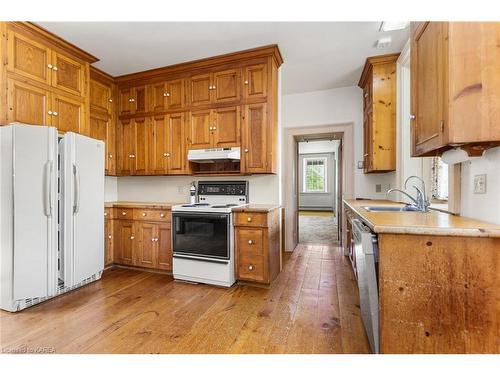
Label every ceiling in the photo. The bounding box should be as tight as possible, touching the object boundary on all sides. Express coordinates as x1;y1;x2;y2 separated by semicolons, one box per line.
37;22;409;95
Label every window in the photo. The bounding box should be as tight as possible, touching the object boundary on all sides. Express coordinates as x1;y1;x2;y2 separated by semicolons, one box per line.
303;157;327;193
430;157;448;201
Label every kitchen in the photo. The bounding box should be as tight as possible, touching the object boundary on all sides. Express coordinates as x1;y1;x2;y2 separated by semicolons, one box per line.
1;1;499;371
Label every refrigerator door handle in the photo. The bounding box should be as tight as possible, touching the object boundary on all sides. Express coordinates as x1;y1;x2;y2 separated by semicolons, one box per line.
73;164;80;214
43;160;52;217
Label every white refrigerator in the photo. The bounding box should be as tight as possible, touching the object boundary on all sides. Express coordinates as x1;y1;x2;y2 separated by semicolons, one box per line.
0;124;105;312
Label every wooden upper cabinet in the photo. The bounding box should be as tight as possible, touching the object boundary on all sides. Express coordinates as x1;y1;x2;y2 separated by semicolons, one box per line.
411;22;447;156
243;64;267;100
212;106;240;148
188;109;212;149
410;22;500;156
149;115;169;174
189;73;212;107
167;112;186;174
358;53;398;173
90;111;114;175
151;79;185;112
51;51;85;97
117;119;135;175
90;78;112;114
51;93;85;134
213;68;241;104
7;78;51;126
133;117;149;175
242;103;268;173
7;30;52;85
119;87;133;116
119;85;149;116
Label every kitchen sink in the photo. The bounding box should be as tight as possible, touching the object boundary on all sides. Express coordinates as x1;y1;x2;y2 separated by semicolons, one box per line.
362;206;408;212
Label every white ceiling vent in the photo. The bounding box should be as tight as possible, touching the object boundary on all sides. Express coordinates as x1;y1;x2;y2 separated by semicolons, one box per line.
376;36;392;49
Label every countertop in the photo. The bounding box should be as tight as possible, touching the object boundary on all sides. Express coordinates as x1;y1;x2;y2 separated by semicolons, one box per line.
232;204;281;213
344;199;500;238
105;201;183;209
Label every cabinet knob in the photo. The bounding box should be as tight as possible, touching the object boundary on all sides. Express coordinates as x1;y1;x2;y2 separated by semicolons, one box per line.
48;110;53;115
151;238;155;242
213;126;217;130
131;154;135;158
212;85;216;89
248;265;253;271
122;211;127;216
208;85;213;90
130;236;135;240
247;217;252;222
108;235;112;239
160;213;165;218
129;98;135;102
244;80;249;85
142;212;146;217
409;114;416;120
163;92;170;97
47;64;53;69
166;152;171;157
109;154;113;159
244;148;249;153
53;66;58;71
248;240;254;245
109;98;113;102
53;112;58;116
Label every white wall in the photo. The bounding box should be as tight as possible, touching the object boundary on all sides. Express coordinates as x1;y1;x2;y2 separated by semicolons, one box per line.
460;147;500;224
104;176;118;201
282;86;396;199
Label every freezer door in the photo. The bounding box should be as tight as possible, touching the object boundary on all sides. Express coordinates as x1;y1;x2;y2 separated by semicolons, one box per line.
60;132;104;287
12;125;58;300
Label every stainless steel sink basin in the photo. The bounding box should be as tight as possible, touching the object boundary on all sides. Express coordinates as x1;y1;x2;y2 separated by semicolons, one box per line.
362;206;407;212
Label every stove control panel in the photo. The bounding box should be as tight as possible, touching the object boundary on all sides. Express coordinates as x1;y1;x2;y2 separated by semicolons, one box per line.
197;181;248;196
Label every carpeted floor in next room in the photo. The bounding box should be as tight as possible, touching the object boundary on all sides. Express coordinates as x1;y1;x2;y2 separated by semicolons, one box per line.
299;210;338;244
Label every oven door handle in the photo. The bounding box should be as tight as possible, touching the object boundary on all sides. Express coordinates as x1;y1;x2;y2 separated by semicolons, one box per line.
173;254;229;264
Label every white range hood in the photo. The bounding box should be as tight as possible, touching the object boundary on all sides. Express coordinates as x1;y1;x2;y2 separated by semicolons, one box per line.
187;147;241;163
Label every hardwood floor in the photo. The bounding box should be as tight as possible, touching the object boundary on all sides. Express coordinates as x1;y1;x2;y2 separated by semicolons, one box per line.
0;244;370;354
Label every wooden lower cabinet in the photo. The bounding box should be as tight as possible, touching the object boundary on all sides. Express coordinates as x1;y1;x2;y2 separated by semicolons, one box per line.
109;206;173;272
104;208;114;267
235;208;281;285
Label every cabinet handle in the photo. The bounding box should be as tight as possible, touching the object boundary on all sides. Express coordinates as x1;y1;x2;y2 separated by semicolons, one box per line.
244;80;249;85
47;64;53;69
248;265;253;271
130;236;135;240
248;240;254;245
160;213;165;218
142;212;146;217
247;217;252;222
409;114;416;120
244;148;249;153
122;211;127;216
48;110;53;115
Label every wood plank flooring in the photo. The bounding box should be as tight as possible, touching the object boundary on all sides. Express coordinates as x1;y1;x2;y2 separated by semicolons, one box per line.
0;244;370;354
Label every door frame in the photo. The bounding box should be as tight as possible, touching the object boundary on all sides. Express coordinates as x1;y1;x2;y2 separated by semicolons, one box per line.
282;123;355;252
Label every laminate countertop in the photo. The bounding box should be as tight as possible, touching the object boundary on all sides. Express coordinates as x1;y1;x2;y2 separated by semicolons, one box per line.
344;199;500;238
232;204;281;213
105;201;184;209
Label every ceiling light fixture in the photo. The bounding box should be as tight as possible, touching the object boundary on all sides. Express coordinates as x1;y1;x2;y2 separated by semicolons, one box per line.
380;21;410;32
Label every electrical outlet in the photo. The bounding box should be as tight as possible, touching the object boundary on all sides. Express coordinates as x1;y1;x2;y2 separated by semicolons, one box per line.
473;174;487;194
357;161;364;169
375;184;382;193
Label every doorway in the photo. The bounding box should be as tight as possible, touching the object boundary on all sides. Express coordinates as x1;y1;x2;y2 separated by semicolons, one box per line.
295;133;343;245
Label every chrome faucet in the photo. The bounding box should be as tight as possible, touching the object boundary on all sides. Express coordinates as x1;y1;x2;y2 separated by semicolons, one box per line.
386;176;430;212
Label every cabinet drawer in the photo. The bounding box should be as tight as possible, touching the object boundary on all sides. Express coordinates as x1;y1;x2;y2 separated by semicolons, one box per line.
234;212;268;227
237;228;264;257
237;252;266;283
133;208;171;222
115;208;134;219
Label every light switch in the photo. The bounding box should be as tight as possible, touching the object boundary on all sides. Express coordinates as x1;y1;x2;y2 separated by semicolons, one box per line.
473;174;486;194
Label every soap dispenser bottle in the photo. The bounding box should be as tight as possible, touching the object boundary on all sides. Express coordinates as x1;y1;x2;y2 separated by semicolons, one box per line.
189;182;196;204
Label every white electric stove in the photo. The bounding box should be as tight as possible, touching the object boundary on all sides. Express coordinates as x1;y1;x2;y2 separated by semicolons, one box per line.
171;181;249;287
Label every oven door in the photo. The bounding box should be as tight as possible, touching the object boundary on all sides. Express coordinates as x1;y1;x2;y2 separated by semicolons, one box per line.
172;212;230;261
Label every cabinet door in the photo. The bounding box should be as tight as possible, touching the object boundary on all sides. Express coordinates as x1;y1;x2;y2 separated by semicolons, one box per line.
213;68;241;104
188;110;212;149
243;64;267;100
166;79;185;110
133;117;149;175
117;220;135;265
242;103;268;173
150;115;169;174
90;79;112;114
189;73;212;106
157;223;172;271
151;82;167;112
411;22;447;156
6;78;51;126
89;112;114;175
117;119;134;175
51;93;85;134
212;106;240;148
104;219;113;266
51;51;85;97
7;30;52;85
137;222;157;268
134;85;148;114
167;112;186;174
119;87;133;116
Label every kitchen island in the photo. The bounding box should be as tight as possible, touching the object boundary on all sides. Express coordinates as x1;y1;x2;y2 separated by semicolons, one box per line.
344;199;500;354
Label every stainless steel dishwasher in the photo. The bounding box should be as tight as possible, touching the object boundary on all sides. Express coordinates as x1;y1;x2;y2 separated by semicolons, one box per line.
351;218;379;354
